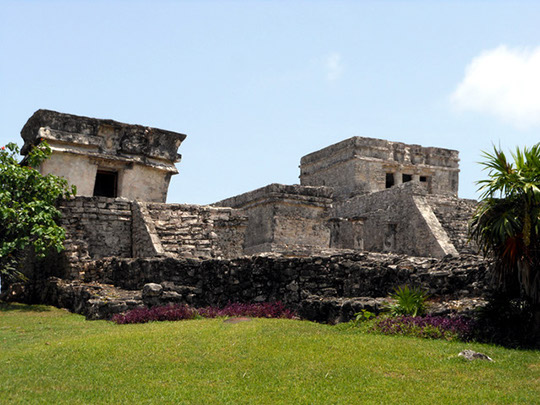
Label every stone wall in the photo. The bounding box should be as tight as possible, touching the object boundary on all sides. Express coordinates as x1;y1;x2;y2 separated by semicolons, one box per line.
53;197;248;279
145;203;247;259
334;182;457;258
11;197;490;323
328;217;364;250
81;252;489;319
58;197;133;277
215;184;334;255
8;251;489;322
132;201;167;258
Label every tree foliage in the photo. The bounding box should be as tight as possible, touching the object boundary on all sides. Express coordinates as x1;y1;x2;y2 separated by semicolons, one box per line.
470;144;540;305
0;141;76;282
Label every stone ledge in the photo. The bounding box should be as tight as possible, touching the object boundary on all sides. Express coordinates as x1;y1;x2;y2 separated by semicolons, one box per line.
21;109;186;162
214;183;334;209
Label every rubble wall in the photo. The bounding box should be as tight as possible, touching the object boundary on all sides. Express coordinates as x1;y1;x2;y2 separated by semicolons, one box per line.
81;253;489;320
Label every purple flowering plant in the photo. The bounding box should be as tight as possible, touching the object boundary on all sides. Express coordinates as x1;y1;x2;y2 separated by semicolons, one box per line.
112;301;297;325
370;315;474;341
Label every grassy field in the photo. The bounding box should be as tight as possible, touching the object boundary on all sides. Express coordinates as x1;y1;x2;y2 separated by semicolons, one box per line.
1;303;539;404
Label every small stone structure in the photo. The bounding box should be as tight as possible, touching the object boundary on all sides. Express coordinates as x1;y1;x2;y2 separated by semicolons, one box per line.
2;110;487;322
300;136;460;199
215;184;335;255
21;109;186;202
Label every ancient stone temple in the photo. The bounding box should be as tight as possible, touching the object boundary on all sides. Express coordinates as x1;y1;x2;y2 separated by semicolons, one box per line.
2;110;486;322
216;137;474;259
18;110;476;260
21;109;186;202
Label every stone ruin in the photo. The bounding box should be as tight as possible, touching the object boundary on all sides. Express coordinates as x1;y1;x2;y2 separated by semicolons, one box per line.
21;109;186;202
2;110;490;322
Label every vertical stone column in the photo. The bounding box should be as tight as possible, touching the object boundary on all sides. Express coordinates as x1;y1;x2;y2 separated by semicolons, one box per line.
394;172;403;185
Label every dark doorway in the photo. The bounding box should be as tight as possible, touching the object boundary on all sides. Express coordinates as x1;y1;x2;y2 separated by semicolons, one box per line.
93;170;118;198
402;174;412;183
385;173;395;188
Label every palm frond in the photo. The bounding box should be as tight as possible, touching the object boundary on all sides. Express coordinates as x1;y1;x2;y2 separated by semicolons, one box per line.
471;143;540;305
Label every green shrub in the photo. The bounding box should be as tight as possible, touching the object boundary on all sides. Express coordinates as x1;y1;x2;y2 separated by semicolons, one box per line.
350;309;376;327
0;141;76;283
386;285;429;317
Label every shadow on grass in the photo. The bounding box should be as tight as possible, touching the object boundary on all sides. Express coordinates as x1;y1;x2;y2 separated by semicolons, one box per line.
0;302;52;313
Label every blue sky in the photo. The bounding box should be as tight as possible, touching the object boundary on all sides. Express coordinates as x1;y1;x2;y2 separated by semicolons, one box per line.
1;1;540;203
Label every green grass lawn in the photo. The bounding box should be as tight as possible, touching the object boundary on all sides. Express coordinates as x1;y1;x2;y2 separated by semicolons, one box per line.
1;303;539;404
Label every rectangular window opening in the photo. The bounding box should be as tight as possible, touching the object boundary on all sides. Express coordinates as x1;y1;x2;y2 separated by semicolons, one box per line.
385;172;395;188
93;170;118;198
420;176;428;182
402;174;412;183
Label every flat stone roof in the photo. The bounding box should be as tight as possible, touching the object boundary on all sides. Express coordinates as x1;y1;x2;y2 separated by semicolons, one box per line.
300;136;459;169
21;109;186;165
214;183;334;209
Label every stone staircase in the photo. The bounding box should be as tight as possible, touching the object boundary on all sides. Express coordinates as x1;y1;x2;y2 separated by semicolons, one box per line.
144;203;247;259
425;195;478;255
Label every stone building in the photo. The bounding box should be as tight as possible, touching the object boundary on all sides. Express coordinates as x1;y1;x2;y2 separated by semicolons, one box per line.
299;136;460;199
21;109;186;203
19;110;477;262
2;110;486;322
216;137;475;259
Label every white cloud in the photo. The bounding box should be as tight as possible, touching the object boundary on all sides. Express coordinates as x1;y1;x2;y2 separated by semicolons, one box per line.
451;45;540;128
325;53;343;81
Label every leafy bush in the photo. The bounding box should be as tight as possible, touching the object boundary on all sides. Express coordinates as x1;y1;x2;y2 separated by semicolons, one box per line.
386;285;429;317
370;315;474;341
112;301;297;325
349;309;376;328
0;141;76;283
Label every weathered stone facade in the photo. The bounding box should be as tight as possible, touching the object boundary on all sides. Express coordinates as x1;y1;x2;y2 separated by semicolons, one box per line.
300;136;460;199
214;137;471;259
335;182;459;257
21;110;186;202
50;197;248;280
215;184;336;255
3;110;488;322
17;110;476;260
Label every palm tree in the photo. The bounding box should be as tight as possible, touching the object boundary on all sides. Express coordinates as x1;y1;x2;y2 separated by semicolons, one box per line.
469;144;540;309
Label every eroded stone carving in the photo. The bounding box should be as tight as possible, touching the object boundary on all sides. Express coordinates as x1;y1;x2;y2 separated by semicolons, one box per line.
21;109;186;202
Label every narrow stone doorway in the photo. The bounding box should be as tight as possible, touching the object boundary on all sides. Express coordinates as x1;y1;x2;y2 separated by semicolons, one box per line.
93;170;118;198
